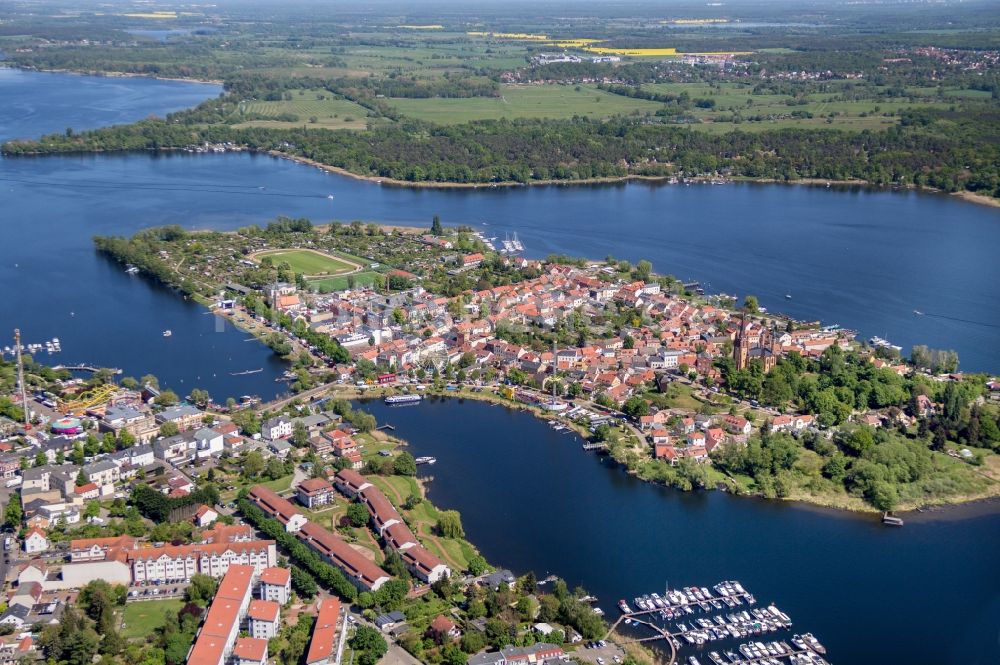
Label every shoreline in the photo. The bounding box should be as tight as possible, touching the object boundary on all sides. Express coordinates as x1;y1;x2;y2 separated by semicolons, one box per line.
1;64;225;86
272;151;1000;210
350;387;1000;519
4;141;998;210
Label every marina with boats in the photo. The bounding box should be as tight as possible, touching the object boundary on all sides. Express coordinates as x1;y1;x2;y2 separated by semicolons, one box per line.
1;337;61;357
610;581;829;665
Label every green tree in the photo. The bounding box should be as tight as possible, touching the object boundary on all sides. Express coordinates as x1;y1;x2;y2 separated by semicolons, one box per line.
393;452;417;476
159;421;180;437
437;510;465;539
622;396;650;419
242;450;265;478
431;215;444;236
189;388;210;407
4;494;21;530
155;389;179;407
291;421;309;447
185;573;219;606
350;626;388;665
743;295;760;313
467;554;488;575
346;502;370;527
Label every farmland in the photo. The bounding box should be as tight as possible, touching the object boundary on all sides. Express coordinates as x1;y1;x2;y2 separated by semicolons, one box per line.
253;249;358;276
237;89;373;130
387;83;665;123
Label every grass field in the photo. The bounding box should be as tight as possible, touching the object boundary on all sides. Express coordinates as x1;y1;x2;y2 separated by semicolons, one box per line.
311;270;380;292
237;89;372;130
387;83;665;123
255;249;357;276
635;81;954;132
121;599;184;639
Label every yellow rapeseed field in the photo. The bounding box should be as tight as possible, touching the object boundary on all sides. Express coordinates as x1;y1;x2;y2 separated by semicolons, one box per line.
584;47;678;56
122;11;177;19
467;31;550;41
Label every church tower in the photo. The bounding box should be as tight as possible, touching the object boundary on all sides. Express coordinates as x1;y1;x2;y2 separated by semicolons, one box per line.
734;312;750;371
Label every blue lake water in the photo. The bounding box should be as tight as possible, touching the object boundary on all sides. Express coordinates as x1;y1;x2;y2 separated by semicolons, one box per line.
360;397;1000;665
0;66;221;141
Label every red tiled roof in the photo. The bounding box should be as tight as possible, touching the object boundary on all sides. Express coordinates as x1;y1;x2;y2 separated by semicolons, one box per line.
306;598;341;665
248;599;280;623
296;522;388;590
430;615;456;633
299;478;333;494
233;637;268;662
129;540;273;563
188;565;255;665
200;524;253;544
259;566;291;587
249;485;303;525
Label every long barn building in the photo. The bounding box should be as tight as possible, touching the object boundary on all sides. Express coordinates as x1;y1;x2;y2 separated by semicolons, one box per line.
335;469;451;584
248;485;390;591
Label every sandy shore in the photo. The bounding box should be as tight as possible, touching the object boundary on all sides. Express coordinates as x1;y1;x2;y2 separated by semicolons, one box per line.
9;65;223;86
952;190;1000;209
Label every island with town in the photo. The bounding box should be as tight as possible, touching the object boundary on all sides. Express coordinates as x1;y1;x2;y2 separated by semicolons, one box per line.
0;217;996;665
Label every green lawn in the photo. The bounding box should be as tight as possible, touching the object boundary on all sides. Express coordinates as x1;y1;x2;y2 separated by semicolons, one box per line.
387;83;665;123
259;473;295;493
311;270;380;293
121;599;184;639
255;249;356;276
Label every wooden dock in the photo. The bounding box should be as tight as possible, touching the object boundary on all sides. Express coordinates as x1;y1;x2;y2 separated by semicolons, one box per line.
376;424;395;431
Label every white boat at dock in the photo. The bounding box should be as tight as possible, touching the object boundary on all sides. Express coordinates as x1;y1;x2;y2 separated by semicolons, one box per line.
414;456;437;465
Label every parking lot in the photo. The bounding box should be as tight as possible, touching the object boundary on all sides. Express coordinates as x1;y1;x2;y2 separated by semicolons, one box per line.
574;640;626;665
128;582;188;600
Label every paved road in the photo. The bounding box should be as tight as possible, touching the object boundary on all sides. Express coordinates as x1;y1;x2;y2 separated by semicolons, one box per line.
380;643;423;665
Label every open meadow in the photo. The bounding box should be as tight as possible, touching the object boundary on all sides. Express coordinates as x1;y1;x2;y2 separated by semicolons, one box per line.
253;248;358;276
387;83;664;123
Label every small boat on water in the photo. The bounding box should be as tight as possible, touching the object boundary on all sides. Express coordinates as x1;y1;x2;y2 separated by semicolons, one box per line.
882;512;904;527
801;633;826;654
162;330;172;337
385;394;421;405
913;309;923;315
231;368;263;376
618;600;632;614
414;456;436;465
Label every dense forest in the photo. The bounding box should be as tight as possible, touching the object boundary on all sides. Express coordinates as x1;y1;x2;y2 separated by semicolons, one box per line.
6;106;999;196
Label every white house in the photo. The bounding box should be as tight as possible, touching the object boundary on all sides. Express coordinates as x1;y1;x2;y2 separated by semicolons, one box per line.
247;599;280;640
194;505;219;528
194;428;225;459
259;566;291;605
23;528;48;554
261;417;292;441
